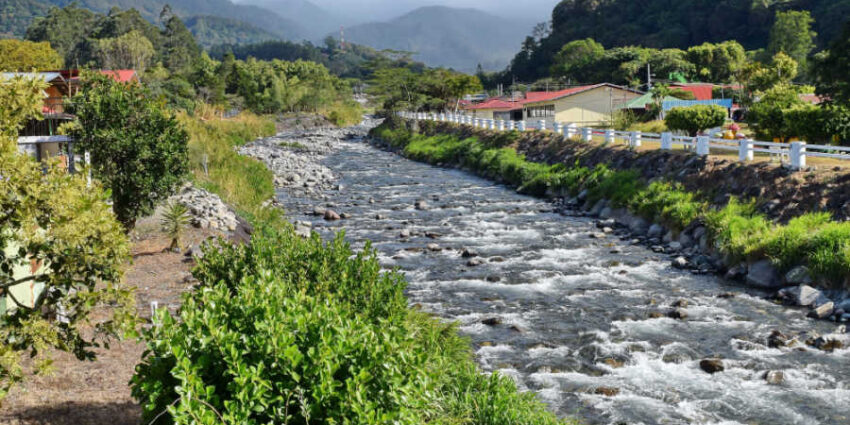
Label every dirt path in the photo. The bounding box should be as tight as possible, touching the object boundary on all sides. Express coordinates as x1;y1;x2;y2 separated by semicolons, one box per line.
0;218;224;425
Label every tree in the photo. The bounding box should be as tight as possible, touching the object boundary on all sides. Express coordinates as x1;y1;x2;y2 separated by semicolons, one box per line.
25;3;98;66
0;40;63;71
748;83;807;141
0;75;133;401
815;18;850;105
685;41;747;82
665;104;727;136
768;10;816;76
93;30;155;71
743;52;799;94
67;73;189;229
551;38;605;81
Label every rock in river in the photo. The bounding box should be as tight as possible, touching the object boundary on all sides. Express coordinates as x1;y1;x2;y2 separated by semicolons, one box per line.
699;359;725;374
746;260;782;288
323;209;340;221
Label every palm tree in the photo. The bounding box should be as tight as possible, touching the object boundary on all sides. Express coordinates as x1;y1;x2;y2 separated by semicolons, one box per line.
161;201;190;252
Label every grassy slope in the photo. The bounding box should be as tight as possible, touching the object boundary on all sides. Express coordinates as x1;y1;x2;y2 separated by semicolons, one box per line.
372;117;850;289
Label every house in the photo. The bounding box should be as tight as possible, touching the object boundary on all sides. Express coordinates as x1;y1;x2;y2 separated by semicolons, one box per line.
519;83;643;126
9;69;137;166
463;83;643;126
464;98;523;121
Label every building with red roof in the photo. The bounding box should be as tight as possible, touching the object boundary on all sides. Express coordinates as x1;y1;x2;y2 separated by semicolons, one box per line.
463;83;642;125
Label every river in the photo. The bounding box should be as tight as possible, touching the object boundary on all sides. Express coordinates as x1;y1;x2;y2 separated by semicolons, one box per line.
271;130;849;425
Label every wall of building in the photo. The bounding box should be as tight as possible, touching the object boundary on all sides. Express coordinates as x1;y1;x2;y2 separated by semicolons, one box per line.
525;87;640;126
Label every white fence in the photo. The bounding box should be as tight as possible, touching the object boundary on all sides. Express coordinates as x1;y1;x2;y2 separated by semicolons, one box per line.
399;111;850;170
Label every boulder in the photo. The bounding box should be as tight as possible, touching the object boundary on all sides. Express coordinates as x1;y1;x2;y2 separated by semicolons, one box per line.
725;263;747;281
786;285;822;306
768;330;791;348
672;257;689;269
699;359;724;374
785;266;813;286
808;302;834;319
426;243;441;252
746;260;782;288
692;226;707;241
461;248;479;258
339;212;352;219
467;258;484;267
678;233;694;249
764;370;784;385
399;229;411;238
599;207;613;219
312;206;326;216
481;317;501;326
629;217;650;235
667;308;688;320
323;209;340;221
668;241;683;251
414;200;429;210
593;387;620;397
647;224;665;238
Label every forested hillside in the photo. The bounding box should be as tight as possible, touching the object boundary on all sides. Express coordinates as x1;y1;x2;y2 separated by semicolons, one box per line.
1;0;306;40
184;15;279;47
505;0;850;82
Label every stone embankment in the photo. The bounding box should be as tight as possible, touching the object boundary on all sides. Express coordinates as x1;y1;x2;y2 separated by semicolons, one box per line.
168;184;241;232
558;194;850;326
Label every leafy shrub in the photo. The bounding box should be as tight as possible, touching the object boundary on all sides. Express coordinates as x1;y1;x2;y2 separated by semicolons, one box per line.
132;226;569;424
588;169;642;207
665;104;727;136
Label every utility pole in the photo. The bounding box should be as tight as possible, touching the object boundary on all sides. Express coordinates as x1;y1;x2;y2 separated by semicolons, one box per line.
647;63;652;91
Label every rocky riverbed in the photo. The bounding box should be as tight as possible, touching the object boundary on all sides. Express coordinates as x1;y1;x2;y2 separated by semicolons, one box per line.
238;119;850;425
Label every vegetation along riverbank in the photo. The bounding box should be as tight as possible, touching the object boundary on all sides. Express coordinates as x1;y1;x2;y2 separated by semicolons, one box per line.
371;116;850;321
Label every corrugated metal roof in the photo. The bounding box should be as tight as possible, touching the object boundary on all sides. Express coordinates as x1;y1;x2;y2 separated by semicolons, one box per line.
522;83;643;104
1;72;64;83
465;98;522;110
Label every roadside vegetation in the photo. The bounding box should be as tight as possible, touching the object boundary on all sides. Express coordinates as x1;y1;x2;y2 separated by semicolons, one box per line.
373;117;850;289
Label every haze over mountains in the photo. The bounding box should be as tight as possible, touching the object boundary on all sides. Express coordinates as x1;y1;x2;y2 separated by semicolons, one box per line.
3;0;550;71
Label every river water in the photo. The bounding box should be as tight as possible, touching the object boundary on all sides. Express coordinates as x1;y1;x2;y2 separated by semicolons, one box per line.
274;134;849;425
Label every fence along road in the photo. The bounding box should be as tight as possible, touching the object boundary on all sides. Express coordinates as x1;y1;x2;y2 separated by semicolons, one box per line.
401;111;850;170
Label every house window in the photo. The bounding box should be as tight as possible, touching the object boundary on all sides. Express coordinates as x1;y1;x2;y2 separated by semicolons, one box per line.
527;105;555;118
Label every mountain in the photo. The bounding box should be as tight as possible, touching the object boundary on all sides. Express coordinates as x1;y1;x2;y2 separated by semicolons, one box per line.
342;6;535;72
4;0;307;41
185;15;280;48
0;0;52;37
236;0;341;41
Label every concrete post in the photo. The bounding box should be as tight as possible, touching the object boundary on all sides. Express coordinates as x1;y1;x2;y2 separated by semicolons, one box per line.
538;120;546;131
696;136;710;156
661;132;673;150
605;129;615;145
790;141;807;170
498;120;505;131
629;131;642;148
518;121;526;131
566;123;577;138
738;138;753;161
508;120;515;131
582;127;593;142
553;122;563;135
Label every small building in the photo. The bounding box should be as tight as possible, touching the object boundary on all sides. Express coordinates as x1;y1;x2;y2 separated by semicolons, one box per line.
520;83;643;126
464;98;523;121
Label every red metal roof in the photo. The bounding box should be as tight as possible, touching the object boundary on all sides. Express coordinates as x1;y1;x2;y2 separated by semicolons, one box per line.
670;84;713;101
465;98;522;110
799;94;824;105
99;70;138;83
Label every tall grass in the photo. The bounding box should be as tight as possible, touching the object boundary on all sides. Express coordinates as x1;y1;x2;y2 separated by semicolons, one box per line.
320;99;364;127
179;107;276;214
371;120;850;288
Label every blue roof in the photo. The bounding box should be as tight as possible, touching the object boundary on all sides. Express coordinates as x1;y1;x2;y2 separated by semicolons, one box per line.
662;99;733;111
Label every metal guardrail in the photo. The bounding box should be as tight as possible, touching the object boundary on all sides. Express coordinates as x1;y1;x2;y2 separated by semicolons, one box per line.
400;111;850;170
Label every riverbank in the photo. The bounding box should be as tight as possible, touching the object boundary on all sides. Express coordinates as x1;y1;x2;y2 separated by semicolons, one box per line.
370;116;850;324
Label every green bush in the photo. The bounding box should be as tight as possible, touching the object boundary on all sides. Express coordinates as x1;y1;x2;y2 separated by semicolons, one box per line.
703;198;770;262
132;226;570;424
588;169;642;207
665;104;727;136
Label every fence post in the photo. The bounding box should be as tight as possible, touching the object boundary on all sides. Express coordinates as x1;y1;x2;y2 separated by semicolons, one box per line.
738;138;753;161
790;141;807;170
566;123;577;138
629;131;642;148
85;151;91;188
582;127;593;142
498;120;505;131
553;122;563;135
518;121;526;131
661;132;673;150
604;129;614;145
489;119;496;130
508;120;515;131
696;136;710;156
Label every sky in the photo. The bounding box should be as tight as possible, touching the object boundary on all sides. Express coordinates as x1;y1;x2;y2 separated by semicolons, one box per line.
244;0;560;24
